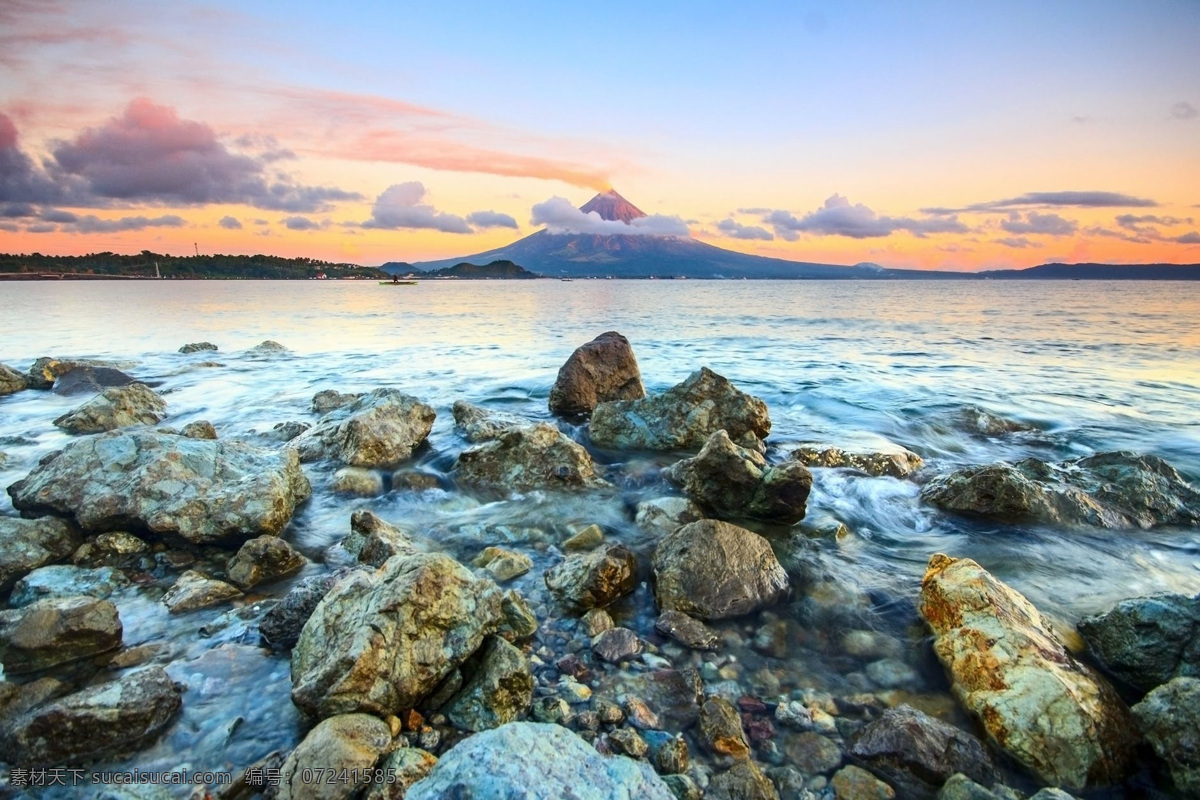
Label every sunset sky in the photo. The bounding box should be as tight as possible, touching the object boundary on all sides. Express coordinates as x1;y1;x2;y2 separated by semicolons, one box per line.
1;0;1197;271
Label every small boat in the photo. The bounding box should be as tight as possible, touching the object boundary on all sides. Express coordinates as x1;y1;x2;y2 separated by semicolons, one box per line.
561;278;573;282
379;280;418;285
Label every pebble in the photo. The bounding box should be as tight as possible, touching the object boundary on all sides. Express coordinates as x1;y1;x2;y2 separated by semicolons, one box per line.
622;696;661;730
775;701;813;730
559;677;593;704
608;727;649;758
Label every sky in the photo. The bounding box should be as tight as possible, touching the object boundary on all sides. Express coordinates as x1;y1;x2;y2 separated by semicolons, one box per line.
0;0;1197;271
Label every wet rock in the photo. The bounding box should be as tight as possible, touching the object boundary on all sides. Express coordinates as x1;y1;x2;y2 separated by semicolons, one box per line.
792;445;923;478
452;400;529;442
9;430;311;546
0;362;29;395
700;695;751;759
277;713;393;800
179;342;218;354
662;774;703;800
405;722;674;799
343;510;417;565
269;421;311;442
9;564;128;607
260;572;346;650
1078;593;1200;692
71;531;149;568
25;357;121;390
589;367;771;451
650;733;690;774
312;389;364;415
919;554;1136;790
53;383;167;434
248;339;288;354
162;570;243;613
226;535;307;589
848;705;996;799
363;748;438;800
549;331;646;416
331;466;385;496
609;727;650;758
0;666;182;765
497;589;539;641
582;607;614;637
294;388;436;467
655;610;719;650
391;470;440;491
0;596;122;674
952;406;1033;436
180;419;218;439
922;452;1200;529
0;516;82;595
563;523;606;551
865;658;918;689
709;760;781;800
665;430;811;523
472;546;533;582
544;544;637;611
1131;676;1200;797
786;731;843;775
936;774;1003;800
291;552;504;719
50;365;140;397
445;636;533;732
832;765;896;800
455;422;610;493
635;497;706;537
653;520;789;620
592;627;643;663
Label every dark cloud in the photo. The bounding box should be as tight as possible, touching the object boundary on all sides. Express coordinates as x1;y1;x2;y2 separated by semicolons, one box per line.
995;237;1039;249
1115;213;1192;229
1175;232;1200;244
39;208;78;223
219;215;242;229
923;191;1158;214
761;195;969;240
465;210;518;229
0;110;76;204
0;221;18;232
362;182;471;233
530;196;689;236
716;218;773;241
72;214;185;233
1;201;36;217
1170;102;1197;120
26;223;56;233
1086;226;1154;244
283;216;320;231
1000;211;1077;236
737;207;771;215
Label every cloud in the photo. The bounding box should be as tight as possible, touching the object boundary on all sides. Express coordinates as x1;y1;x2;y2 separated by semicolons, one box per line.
761;195;969;240
283;215;320;231
530;196;689;236
1000;211;1077;236
39;207;78;223
716;218;774;241
362;182;471;233
1175;232;1200;244
219;215;242;229
924;191;1158;214
1170;102;1197;120
1115;213;1192;229
0;110;75;204
1;201;37;217
465;210;518;229
73;214;185;233
995;237;1040;249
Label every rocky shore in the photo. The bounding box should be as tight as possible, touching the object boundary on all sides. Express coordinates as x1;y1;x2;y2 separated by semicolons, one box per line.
0;332;1198;799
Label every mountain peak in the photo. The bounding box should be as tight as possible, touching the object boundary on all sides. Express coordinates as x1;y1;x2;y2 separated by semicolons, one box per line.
579;189;647;223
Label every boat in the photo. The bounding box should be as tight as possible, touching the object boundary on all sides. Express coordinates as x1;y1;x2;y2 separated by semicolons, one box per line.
379;280;418;285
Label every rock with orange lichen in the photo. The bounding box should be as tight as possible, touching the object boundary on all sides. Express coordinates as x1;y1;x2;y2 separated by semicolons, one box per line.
918;554;1135;791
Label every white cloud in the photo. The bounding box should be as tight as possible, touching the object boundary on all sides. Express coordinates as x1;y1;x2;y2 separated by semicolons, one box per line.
530;196;689;236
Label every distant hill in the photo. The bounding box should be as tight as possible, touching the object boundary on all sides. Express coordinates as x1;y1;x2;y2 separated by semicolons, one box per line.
981;262;1200;280
384;259;542;279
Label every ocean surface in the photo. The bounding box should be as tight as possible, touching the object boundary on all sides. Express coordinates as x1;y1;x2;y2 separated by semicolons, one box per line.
1;278;1200;794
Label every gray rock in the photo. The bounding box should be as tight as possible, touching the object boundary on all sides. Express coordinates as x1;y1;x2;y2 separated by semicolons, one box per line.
1131;676;1200;797
785;731;843;774
0;362;29;395
53;383;167;434
0;516;82;595
952;406;1034;436
655;610;719;650
178;342;218;354
937;774;1004;800
48;365;139;396
9;564;128;607
363;748;438;800
331;466;385;496
792;445;923;478
589;367;771;451
248;340;289;354
9;430;311;546
342;510;418;567
445;636;534;732
269;421;311;442
549;331;646;416
25;357;127;391
226;535;307;589
162;570;242;613
472;546;533;582
1078;593;1200;692
277;713;393;800
497;589;539;641
635;497;706;537
405;722;674;800
294;388;436;467
260;571;348;650
832;765;896;800
452;400;530;442
0;666;182;765
312;389;364;414
662;774;703;800
665;430;811;524
0;595;122;673
592;627;643;663
544;544;637;611
455;422;610;493
653;520;789;620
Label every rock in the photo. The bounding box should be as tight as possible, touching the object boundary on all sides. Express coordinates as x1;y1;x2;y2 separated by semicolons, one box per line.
497;589;539;641
391;470;440;492
832;765;896;800
785;731;843;774
343;510;417;566
581;607;614;637
162;570;243;613
363;748;438;800
952;406;1033;436
792;445;923;478
1078;593;1200;692
544;544;638;611
0;516;82;595
700;696;751;759
635;497;706;537
472;546;533;582
655;610;719;650
330;467;383;497
226;535;307;589
260;571;347;650
452;400;530;442
922;452;1200;529
25;357;118;390
71;531;149;567
662;774;703;800
48;365;139;396
1132;676;1200;797
294;388;436;467
9;564;128;607
589;367;771;451
9;430;311;546
865;659;918;689
455;422;610;493
269;421;311;442
291;553;504;719
53;383;167;434
179;342;218;354
592;627;643;663
445;636;534;732
0;596;122;673
709;760;781;800
919;554;1136;790
0;362;29;395
936;774;1004;800
0;666;181;765
848;705;996;799
180;420;218;439
665;430;811;523
312;389;364;415
549;331;646;416
276;713;393;800
405;722;674;799
563;523;606;551
652;520;789;620
248;340;288;354
609;727;650;758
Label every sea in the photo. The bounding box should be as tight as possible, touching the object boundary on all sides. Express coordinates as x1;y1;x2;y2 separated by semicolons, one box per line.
1;278;1199;795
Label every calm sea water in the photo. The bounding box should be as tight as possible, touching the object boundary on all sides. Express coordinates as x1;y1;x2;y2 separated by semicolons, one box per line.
1;279;1199;792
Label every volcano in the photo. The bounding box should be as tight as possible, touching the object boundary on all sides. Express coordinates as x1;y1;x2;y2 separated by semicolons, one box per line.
578;189;647;223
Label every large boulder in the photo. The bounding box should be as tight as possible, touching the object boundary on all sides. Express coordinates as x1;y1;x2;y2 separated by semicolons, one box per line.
793;445;923;478
444;636;534;732
291;553;505;719
226;535;307;589
53;383;166;433
0;666;182;765
452;400;529;442
922;452;1200;529
0;516;82;595
406;722;674;800
652;520;789;620
548;331;646;416
665;430;811;523
455;422;610;493
589;367;771;451
0;596;122;674
1078;593;1200;692
277;713;394;800
8;430;311;546
0;362;29;395
918;554;1136;790
848;705;996;799
544;544;638;611
293;388;436;467
1131;676;1200;797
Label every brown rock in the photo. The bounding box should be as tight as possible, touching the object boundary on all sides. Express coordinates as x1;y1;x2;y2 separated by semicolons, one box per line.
700;696;750;760
832;765;896;800
0;596;122;674
544;544;637;611
226;535;307;589
549;331;646;416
